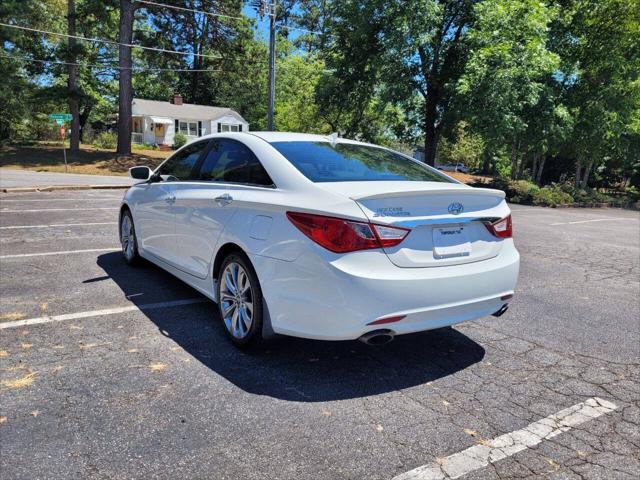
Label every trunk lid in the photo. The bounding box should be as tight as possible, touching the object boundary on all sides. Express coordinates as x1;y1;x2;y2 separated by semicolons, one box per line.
318;181;509;268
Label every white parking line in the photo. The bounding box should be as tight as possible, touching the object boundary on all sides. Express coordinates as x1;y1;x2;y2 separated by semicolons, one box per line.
549;218;629;226
393;397;617;480
1;207;119;213
0;198;121;202
0;222;117;230
0;247;119;259
0;298;210;330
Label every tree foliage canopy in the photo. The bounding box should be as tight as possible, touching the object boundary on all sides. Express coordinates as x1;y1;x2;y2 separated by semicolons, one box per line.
1;0;638;188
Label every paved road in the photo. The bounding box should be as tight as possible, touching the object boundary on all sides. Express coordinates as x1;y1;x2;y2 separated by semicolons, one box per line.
0;191;638;480
0;169;134;188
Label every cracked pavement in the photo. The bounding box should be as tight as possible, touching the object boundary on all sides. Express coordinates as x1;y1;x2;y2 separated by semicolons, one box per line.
0;191;638;479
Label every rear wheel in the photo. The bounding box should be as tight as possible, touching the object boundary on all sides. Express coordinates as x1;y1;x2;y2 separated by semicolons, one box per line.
120;210;140;265
217;253;263;348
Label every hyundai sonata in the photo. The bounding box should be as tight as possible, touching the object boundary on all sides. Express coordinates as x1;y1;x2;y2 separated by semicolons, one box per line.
120;132;519;347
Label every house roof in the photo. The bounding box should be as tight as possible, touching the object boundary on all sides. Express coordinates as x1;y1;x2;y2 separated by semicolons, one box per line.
131;98;247;123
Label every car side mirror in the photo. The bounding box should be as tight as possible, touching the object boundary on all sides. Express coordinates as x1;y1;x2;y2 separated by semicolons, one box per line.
129;166;152;181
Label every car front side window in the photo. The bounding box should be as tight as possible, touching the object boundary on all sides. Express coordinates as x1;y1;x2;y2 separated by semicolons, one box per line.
196;139;274;187
156;140;209;181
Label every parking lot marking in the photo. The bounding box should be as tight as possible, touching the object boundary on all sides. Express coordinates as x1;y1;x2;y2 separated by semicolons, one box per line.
0;222;117;230
1;207;119;213
393;397;617;480
0;248;120;259
0;298;210;330
549;218;628;226
0;224;49;229
0;198;121;202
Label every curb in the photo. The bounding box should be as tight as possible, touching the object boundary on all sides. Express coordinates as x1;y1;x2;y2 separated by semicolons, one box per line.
1;184;131;193
551;202;640;211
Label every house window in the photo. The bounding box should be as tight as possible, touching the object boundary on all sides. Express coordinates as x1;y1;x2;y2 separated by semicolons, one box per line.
132;118;143;133
220;124;240;132
178;121;199;136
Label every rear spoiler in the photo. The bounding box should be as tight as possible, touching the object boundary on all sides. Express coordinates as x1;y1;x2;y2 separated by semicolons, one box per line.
349;187;506;201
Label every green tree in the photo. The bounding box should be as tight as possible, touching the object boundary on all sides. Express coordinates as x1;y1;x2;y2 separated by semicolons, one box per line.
275;54;328;132
321;0;477;165
562;0;640;188
457;0;559;179
437;121;485;171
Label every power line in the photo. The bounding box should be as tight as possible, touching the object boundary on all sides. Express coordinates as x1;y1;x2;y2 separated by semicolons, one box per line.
0;53;224;73
137;0;245;22
279;24;326;36
2;51;331;74
139;0;328;36
0;22;221;59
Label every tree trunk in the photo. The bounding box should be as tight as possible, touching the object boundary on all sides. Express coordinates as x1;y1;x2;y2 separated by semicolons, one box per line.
117;0;137;156
531;154;539;182
536;156;546;184
575;162;582;187
580;160;594;189
68;0;80;153
424;124;438;167
482;150;491;174
517;147;526;179
79;105;92;142
510;139;519;180
422;77;440;166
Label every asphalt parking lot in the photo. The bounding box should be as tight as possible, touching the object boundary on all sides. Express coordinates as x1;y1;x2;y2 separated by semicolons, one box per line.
1;189;639;480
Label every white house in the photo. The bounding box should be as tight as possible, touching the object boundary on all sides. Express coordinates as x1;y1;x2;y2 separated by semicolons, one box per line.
131;94;249;147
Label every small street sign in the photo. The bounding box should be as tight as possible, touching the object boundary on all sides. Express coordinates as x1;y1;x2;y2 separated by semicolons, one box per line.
55;119;65;125
49;113;72;121
60;124;66;139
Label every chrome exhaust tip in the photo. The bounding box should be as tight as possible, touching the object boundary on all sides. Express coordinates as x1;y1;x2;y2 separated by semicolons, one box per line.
492;304;509;317
359;329;395;346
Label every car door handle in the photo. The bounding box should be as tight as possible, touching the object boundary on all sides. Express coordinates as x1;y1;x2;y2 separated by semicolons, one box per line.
165;195;176;204
215;194;233;206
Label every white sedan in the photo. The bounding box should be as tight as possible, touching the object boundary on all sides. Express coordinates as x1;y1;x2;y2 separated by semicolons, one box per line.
120;132;519;347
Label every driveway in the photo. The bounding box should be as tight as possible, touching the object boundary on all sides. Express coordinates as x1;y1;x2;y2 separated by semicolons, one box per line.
0;169;134;189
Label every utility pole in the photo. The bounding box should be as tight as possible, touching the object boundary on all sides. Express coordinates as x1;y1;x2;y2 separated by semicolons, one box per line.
253;0;277;131
267;0;276;131
67;0;80;153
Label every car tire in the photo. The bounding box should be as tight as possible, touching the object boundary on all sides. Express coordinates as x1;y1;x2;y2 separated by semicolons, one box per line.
217;252;264;348
120;209;141;266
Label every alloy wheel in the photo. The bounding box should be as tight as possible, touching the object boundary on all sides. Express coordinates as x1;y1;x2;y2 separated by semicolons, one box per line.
121;214;135;261
220;262;254;339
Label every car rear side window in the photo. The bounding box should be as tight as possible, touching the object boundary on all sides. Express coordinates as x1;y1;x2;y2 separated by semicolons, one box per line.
196;139;274;187
157;140;209;181
270;141;453;183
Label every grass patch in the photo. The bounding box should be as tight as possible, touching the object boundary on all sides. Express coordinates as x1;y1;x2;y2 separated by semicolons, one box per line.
0;142;170;176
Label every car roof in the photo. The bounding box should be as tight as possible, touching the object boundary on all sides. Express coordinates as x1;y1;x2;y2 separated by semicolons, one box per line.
190;131;378;148
249;131;376;147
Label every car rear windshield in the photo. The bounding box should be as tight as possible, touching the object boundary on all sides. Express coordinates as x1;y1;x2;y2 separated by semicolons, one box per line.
270;141;454;183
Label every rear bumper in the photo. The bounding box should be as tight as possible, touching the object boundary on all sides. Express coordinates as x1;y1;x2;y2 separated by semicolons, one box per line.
250;240;520;341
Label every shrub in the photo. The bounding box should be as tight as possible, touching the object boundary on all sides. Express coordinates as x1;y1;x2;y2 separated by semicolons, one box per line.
625;186;640;202
10;122;34;144
93;131;117;149
173;132;187;149
138;143;159;150
508;180;540;205
532;187;574;207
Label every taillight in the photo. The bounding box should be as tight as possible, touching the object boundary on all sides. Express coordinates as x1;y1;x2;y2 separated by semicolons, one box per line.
485;215;512;238
286;212;410;253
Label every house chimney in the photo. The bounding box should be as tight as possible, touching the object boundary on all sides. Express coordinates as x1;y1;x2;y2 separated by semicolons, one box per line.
170;93;183;105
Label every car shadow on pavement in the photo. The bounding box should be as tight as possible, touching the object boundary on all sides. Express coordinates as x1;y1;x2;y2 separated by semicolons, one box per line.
97;252;485;402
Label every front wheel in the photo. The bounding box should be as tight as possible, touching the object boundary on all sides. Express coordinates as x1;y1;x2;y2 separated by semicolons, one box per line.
217;253;263;348
120;209;140;265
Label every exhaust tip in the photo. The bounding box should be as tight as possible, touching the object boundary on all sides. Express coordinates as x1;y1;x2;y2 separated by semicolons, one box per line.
359;329;395;346
492;304;509;317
